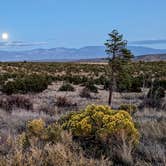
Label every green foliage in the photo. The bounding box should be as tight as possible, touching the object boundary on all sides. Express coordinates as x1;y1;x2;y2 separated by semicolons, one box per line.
62;75;89;85
84;81;98;93
105;30;133;60
104;76;142;93
105;30;134;104
0;62;165;96
2;74;50;94
45;123;62;143
153;79;166;90
129;77;142;92
148;86;165;100
58;83;75;91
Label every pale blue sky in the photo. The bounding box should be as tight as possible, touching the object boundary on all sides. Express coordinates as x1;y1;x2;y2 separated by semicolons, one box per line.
0;0;166;50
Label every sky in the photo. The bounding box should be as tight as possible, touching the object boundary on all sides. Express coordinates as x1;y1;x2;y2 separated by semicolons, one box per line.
0;0;166;50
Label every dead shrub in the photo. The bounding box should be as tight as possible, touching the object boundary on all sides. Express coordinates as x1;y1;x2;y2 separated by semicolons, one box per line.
79;87;91;98
0;95;33;112
56;96;77;107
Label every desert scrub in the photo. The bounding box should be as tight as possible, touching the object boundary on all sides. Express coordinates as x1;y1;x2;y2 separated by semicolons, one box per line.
58;83;75;91
84;80;98;93
56;96;77;107
119;104;137;116
18;119;62;150
2;74;50;94
2;135;112;166
0;95;33;112
79;87;91;98
140;86;165;108
27;119;46;137
147;86;165;100
61;105;139;161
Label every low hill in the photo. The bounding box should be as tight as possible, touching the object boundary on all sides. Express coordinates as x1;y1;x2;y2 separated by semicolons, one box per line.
134;54;166;62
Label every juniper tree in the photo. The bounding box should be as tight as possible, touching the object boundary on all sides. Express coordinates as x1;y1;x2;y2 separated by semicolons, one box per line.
105;30;133;106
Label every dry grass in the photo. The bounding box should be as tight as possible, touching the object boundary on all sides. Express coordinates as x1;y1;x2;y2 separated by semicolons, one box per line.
0;80;165;165
0;130;112;166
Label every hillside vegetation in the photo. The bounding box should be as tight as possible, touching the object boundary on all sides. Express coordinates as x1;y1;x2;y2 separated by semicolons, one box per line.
0;61;165;165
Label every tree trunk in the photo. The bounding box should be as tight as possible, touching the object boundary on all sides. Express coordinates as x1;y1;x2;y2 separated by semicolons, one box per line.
108;84;113;106
108;52;116;106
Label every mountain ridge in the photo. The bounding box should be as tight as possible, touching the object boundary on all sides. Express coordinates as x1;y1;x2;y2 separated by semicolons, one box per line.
0;46;166;61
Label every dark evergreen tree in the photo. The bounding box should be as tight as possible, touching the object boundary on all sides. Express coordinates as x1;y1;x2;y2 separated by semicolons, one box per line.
105;30;134;106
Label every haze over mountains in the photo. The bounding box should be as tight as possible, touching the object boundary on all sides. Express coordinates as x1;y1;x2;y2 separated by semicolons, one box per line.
0;46;166;61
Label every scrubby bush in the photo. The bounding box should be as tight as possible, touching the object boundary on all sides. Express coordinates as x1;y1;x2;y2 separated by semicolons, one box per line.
61;104;139;160
45;123;62;144
103;76;142;92
147;87;165;100
103;79;110;90
119;104;137;115
3;133;111;166
129;77;142;92
38;104;55;116
139;86;165;109
63;75;89;85
79;88;91;98
27;119;45;137
0;95;33;112
84;81;98;93
2;74;50;95
141;86;165;108
56;96;77;107
1;81;17;95
58;83;75;91
139;98;157;109
18;119;62;150
153;79;166;90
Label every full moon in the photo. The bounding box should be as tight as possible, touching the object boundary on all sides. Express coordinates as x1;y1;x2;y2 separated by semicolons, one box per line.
2;32;9;40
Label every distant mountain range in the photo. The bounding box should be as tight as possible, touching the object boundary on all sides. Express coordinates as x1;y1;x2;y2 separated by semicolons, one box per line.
0;46;166;62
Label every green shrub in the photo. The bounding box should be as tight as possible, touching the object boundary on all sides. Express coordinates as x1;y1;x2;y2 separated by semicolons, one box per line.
103;76;142;92
2;81;17;95
58;83;75;91
117;76;142;93
2;75;50;94
45;123;62;143
153;79;166;90
147;86;165;101
129;77;142;92
84;81;98;93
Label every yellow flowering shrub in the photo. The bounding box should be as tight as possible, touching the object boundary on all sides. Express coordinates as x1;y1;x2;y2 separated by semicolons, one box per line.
27;119;45;137
62;104;139;145
18;119;62;150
